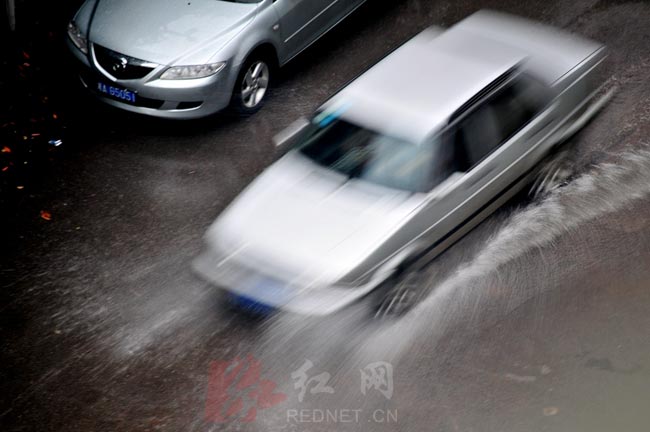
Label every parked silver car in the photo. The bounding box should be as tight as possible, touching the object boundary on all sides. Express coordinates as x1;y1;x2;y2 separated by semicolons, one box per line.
194;11;610;315
67;0;366;118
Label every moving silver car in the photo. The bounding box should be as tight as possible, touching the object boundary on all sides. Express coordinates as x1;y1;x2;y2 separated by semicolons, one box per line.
67;0;366;118
194;11;610;315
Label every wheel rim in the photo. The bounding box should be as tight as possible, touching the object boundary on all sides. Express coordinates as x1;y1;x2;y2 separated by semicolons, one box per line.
374;272;422;319
529;150;573;199
241;61;269;108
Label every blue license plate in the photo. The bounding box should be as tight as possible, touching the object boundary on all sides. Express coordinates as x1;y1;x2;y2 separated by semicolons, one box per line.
228;294;276;315
230;277;293;313
249;278;292;302
97;81;136;103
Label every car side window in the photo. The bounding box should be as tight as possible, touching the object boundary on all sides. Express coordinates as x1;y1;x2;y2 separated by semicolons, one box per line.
454;74;549;168
425;133;467;190
456;103;500;168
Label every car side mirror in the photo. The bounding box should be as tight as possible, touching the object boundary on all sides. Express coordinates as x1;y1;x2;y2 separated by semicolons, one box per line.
273;117;311;156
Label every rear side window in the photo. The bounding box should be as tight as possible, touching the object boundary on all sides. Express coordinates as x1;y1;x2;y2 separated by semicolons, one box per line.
454;74;549;168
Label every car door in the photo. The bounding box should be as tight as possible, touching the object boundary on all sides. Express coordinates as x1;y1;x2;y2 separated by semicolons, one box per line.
272;0;333;61
374;131;466;272
449;73;554;222
409;72;555;267
311;0;367;35
328;0;366;26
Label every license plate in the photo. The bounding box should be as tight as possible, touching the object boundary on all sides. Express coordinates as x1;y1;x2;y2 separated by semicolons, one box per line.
243;277;293;305
96;81;136;103
230;277;292;314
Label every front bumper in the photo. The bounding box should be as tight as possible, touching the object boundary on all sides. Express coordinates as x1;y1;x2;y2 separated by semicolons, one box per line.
192;246;382;316
67;39;238;119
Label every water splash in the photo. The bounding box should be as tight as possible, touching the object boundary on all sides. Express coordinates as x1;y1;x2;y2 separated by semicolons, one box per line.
356;148;650;362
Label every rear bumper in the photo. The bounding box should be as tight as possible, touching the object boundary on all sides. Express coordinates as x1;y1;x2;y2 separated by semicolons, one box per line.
67;39;238;119
192;247;381;316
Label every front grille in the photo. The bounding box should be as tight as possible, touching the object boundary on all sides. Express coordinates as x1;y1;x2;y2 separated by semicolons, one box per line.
93;45;157;80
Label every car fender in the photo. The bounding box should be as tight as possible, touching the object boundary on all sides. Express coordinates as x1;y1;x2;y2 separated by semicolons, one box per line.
221;3;283;70
368;242;429;286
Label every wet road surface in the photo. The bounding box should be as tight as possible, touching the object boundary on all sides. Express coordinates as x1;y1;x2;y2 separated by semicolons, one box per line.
2;0;650;430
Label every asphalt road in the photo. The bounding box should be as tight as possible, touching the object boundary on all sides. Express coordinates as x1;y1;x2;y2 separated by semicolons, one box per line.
2;0;650;431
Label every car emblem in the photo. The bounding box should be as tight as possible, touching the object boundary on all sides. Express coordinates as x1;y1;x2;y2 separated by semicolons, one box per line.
112;57;128;72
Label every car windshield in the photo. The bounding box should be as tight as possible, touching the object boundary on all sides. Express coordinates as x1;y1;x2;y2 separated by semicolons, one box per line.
297;117;437;193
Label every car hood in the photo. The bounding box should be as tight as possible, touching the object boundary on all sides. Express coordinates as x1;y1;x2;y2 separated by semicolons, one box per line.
205;152;424;286
88;0;259;65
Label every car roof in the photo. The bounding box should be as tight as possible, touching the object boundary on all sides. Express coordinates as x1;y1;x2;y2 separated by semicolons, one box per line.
323;20;528;144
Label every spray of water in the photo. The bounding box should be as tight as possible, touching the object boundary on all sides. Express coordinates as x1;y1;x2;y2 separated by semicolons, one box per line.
355;148;650;362
260;147;650;371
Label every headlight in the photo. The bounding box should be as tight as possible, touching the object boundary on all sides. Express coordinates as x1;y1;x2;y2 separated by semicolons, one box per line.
67;21;88;54
160;62;226;80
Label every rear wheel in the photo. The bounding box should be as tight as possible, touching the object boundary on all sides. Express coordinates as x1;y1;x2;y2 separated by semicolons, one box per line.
231;56;271;115
529;149;574;199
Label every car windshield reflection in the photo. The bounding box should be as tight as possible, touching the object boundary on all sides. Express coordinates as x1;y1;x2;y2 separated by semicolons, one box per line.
298;118;441;193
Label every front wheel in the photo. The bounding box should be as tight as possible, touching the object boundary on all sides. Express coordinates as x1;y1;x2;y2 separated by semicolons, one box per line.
372;270;426;319
231;57;271;116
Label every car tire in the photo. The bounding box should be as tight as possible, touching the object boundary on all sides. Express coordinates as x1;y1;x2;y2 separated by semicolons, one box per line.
371;269;426;319
231;55;272;116
529;149;574;199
